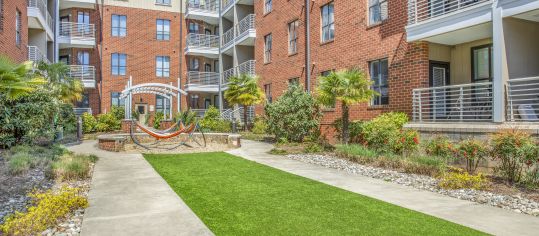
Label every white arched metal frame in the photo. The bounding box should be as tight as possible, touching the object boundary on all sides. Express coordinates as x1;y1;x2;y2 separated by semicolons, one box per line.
121;76;187;120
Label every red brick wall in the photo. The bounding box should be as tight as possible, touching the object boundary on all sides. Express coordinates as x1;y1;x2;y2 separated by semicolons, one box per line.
98;5;188;115
254;0;429;140
0;0;28;63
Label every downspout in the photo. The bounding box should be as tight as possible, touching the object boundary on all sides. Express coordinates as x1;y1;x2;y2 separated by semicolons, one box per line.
179;0;184;113
304;0;311;92
218;0;223;113
99;0;104;114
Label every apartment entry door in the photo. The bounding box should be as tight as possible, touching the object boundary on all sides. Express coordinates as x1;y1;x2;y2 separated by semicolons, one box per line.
429;61;450;119
136;104;148;124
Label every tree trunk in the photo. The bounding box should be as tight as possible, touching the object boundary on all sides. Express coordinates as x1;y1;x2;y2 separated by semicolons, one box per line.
243;105;248;131
342;104;350;144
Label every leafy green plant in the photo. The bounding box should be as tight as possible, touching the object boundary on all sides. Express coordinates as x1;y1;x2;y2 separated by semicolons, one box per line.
200;106;231;133
8;152;32;175
455;139;488;174
332;118;364;143
175;110;197;125
425;135;455;159
265;84;322;142
95;113;121;132
317;68;377;143
490;129;538;183
110;106;125;121
153;112;164;129
51;154;98;180
393;130;420;156
269;148;288;155
404;156;447;176
0;56;46;100
224;74;265;130
81;112;97;133
304;143;323;153
336;144;379;159
438;169;489;190
251;117;267;135
361;112;409;153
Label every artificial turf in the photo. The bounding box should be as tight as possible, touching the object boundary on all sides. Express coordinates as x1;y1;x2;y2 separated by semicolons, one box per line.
144;152;486;236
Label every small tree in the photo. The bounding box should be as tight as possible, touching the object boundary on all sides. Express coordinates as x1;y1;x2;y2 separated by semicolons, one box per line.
0;56;45;99
224;74;265;130
265;84;321;142
316;68;377;144
37;61;83;103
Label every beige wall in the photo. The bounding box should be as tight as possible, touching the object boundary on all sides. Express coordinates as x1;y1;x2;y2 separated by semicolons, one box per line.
504;17;539;79
102;0;184;13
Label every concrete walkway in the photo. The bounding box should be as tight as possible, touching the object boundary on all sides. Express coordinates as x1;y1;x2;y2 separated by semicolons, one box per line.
68;141;213;236
228;140;539;236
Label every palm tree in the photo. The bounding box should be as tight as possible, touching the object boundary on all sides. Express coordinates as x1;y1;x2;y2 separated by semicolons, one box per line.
0;56;45;99
317;68;377;144
224;74;265;130
37;61;83;103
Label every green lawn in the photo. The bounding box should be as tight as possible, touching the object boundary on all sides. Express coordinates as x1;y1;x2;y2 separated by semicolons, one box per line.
144;152;485;236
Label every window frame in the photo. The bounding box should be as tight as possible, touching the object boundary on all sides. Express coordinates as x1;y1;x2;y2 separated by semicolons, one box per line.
0;0;4;31
111;14;127;37
370;58;389;106
188;22;199;34
369;0;388;26
156;56;170;77
16;9;21;46
111;53;127;76
321;2;335;43
156;19;171;41
264;83;272;103
155;94;170;113
471;44;493;83
264;0;272;14
155;0;171;6
111;92;125;107
264;34;272;63
288;20;299;55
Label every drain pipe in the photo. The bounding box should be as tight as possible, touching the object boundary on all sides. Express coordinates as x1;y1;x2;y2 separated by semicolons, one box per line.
178;0;184;113
98;0;104;114
304;0;311;92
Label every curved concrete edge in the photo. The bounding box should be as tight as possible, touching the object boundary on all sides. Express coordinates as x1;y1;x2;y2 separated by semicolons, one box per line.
68;141;214;236
227;140;539;236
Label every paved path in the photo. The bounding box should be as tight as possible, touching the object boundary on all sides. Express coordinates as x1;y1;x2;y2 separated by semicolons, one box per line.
68;141;213;236
228;140;539;236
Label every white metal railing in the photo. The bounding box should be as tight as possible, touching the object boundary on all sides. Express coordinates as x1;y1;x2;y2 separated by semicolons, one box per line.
507;77;539;122
73;108;92;116
236;14;255;38
27;46;50;64
221;14;256;49
186;33;219;48
59;22;96;40
187;71;220;85
221;0;235;12
222;28;234;48
407;0;490;25
412;82;493;122
187;0;218;14
27;0;54;30
68;65;95;82
221;60;256;84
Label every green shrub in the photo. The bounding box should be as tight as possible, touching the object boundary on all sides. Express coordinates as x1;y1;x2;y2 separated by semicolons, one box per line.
95;113;121;132
455;139;488;174
332;119;365;143
304;143;323;153
404;156;447;176
336;144;379;159
110;106;125;121
251;117;267;135
0;187;88;236
393;130;420;156
200;106;232;133
51;154;98;180
425;135;455;159
8;152;32;175
265;84;321;142
438;169;489;190
175;110;197;125
153;112;164;129
81;112;97;133
490;129;538;183
361;112;409;153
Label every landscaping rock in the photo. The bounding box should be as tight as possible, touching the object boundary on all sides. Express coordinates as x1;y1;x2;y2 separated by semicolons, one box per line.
286;154;539;217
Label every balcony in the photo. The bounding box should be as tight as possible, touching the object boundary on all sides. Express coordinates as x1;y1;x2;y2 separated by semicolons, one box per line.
185;71;221;92
68;65;96;88
27;46;50;64
406;0;493;44
73;107;92;116
184;33;220;58
27;0;54;40
412;82;493;122
221;14;256;54
222;60;256;85
507;77;539;122
186;0;219;25
58;22;96;49
59;0;96;10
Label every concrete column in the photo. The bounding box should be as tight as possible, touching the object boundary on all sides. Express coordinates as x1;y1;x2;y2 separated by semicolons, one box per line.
491;1;508;123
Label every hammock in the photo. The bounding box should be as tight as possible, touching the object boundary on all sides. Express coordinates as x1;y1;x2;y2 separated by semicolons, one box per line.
135;121;194;140
129;119;206;150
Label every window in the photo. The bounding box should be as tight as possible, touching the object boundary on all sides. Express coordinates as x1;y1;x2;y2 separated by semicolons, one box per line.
189;58;199;71
111;53;127;76
370;58;389;105
321;3;334;43
288;78;299;87
188;22;199;34
76;92;90;108
472;44;493;83
156;0;171;5
77;51;90;65
111;92;125;107
111;15;127;37
0;0;4;31
155;95;170;113
264;34;272;63
264;84;272;103
288;20;299;55
156;19;170;40
156;56;170;77
16;10;21;46
369;0;388;25
264;0;272;14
